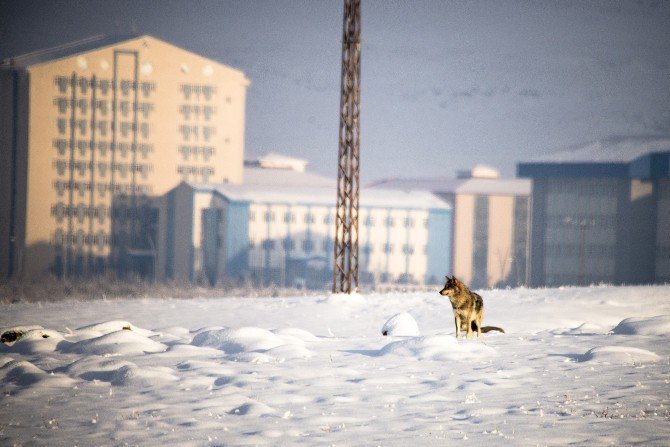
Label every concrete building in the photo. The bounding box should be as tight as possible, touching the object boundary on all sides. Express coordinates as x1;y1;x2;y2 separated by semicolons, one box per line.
518;136;670;287
371;166;532;289
158;156;453;289
0;35;249;281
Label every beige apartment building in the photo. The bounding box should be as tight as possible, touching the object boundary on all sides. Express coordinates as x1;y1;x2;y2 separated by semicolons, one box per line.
0;35;249;280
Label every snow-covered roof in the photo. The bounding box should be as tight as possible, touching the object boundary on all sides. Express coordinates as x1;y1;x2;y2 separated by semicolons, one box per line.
2;34;138;68
243;167;334;188
528;135;670;164
246;153;309;172
369;177;531;197
192;183;451;211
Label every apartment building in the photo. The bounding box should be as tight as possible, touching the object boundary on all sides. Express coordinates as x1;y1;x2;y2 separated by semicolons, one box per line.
518;136;670;286
371;166;531;288
0;35;249;280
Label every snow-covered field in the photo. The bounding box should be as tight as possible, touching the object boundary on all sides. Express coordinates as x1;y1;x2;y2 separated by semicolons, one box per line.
1;285;669;446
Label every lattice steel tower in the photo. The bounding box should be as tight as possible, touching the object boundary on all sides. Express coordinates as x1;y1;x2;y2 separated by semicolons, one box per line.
333;0;361;294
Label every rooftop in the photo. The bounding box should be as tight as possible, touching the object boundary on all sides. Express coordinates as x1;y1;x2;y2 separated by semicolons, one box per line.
2;34;138;68
518;135;670;179
190;183;451;211
369;177;531;197
525;135;670;164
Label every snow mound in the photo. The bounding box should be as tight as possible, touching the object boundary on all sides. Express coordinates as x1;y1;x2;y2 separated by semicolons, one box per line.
63;330;167;356
0;356;13;368
381;312;420;336
4;329;68;354
611;315;670;335
192;327;315;362
553;322;607;336
73;320;157;339
191;327;284;353
325;292;366;306
111;364;178;387
256;343;313;362
1;325;44;344
229;401;276;417
272;327;320;343
63;356;136;382
580;346;660;364
162;344;226;359
0;359;75;388
379;335;497;361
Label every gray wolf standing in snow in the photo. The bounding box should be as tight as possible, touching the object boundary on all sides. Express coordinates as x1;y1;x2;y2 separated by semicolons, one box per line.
439;276;505;339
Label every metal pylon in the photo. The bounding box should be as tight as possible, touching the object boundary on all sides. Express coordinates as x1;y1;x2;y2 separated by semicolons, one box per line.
333;0;361;294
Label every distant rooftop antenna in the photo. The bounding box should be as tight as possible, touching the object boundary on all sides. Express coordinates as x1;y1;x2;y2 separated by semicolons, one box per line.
333;0;361;294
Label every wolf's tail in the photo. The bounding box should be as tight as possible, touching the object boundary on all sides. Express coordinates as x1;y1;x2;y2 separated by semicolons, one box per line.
480;326;505;334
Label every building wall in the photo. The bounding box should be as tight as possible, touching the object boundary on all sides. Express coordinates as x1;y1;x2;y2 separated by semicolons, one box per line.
204;199;451;288
0;69;29;281
451;193;527;288
487;195;515;287
453;194;475;284
426;208;452;284
656;180;670;282
529;177;661;287
2;36;248;280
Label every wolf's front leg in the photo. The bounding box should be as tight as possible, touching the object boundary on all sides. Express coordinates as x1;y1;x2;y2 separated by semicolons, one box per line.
454;316;461;338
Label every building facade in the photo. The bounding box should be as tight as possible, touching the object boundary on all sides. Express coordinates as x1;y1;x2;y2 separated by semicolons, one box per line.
518;136;670;287
162;180;453;289
371;166;532;289
0;35;249;281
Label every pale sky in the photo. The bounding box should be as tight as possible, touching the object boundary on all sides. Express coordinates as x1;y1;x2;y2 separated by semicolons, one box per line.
2;0;669;183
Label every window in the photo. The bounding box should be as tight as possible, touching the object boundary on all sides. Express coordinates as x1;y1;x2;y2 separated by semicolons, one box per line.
304;213;314;224
302;239;314;253
203;126;216;142
282;238;294;250
140;82;155;98
98;80;111;95
97;121;108;137
384;243;394;254
284;212;294;223
120;80;133;96
54;97;68;114
203;106;215;121
77;78;89;95
57;118;68;135
120;101;131;117
262;239;275;250
386;216;394;227
77;98;88;114
55;76;69;94
77;141;88;156
264;211;275;222
53;139;67;156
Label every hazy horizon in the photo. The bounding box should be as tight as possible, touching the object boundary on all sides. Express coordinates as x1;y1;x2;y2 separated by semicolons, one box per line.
2;0;669;183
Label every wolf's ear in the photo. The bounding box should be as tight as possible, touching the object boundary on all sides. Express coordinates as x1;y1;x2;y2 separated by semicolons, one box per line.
453;277;462;288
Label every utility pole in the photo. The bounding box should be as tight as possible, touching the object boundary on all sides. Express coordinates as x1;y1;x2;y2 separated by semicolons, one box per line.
333;0;361;294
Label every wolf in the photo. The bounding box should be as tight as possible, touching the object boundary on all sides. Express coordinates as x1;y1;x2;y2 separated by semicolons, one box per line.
439;276;505;339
